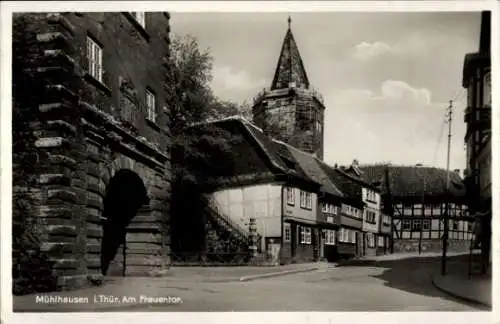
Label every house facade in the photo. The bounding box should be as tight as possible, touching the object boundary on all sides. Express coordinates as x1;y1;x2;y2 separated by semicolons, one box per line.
361;186;381;257
462;11;491;273
285;143;344;262
340;160;383;257
12;12;172;293
192;117;321;265
361;165;474;253
378;212;392;254
317;161;365;259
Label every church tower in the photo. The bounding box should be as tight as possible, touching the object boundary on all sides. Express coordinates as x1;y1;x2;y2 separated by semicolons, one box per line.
252;16;326;160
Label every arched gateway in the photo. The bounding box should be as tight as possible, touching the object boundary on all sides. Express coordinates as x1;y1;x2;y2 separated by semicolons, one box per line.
100;169;149;276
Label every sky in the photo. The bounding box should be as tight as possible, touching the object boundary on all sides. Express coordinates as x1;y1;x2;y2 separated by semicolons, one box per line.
170;12;483;172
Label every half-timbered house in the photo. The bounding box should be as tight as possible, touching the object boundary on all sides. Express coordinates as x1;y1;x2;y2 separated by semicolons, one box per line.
317;161;365;259
185;116;321;265
284;142;344;262
361;164;474;253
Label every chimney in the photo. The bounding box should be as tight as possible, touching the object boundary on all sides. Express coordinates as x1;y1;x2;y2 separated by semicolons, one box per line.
352;159;359;167
454;169;461;175
334;163;338;169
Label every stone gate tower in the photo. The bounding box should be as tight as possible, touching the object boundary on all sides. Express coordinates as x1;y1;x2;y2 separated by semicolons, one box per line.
252;16;326;160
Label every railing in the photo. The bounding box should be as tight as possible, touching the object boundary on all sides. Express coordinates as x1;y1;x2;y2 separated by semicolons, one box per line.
201;194;263;252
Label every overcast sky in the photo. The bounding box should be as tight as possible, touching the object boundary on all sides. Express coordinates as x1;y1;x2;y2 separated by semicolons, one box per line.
170;12;482;172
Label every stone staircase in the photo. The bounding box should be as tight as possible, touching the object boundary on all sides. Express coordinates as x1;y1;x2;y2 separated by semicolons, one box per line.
171;195;261;265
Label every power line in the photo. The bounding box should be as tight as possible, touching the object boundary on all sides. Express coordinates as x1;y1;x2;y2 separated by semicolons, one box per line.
432;112;446;167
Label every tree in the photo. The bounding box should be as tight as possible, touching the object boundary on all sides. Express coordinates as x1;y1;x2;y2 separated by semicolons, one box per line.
164;35;249;256
163;34;248;187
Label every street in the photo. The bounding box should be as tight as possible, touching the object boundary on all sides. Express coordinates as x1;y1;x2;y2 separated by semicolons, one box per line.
14;255;487;312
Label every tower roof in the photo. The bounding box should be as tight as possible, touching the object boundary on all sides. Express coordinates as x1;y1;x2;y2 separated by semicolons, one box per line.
271;16;310;90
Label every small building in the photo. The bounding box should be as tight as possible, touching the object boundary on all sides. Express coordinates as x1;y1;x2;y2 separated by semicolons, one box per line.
188;117;321;265
317;161;365;259
378;212;393;255
361;164;474;253
283;142;344;262
337;161;383;257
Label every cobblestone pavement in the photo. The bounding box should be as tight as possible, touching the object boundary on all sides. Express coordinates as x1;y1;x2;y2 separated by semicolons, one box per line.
13;255;487;312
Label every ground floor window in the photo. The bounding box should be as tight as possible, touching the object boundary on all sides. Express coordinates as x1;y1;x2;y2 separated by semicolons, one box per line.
367;233;375;248
378;235;384;247
343;228;349;243
284;223;291;242
300;226;312;244
325;230;335;245
349;230;356;244
412;219;422;231
339;227;350;243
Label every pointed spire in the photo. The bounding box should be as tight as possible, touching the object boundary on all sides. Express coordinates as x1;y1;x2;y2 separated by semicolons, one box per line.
270;16;310;90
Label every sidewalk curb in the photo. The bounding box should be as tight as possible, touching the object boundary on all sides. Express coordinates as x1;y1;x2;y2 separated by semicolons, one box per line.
431;274;491;308
239;267;320;282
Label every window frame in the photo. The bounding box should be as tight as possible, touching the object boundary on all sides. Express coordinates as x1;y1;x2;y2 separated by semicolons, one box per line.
300;190;312;210
145;88;156;123
300;226;312;244
402;219;411;231
350;231;356;244
86;36;103;83
283;223;291;242
325;230;335;245
422;219;431;230
412;219;422;231
286;187;295;206
378;235;384;247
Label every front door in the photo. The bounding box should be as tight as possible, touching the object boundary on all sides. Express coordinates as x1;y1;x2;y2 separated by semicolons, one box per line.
291;223;297;259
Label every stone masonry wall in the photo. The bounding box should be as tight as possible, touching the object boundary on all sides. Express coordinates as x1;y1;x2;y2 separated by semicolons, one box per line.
12;12;172;293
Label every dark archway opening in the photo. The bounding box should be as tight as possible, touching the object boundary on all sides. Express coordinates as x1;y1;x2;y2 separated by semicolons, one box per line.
170;181;207;261
100;169;149;276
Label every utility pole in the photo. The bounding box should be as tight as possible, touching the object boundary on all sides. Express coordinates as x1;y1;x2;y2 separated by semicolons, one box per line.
416;163;424;255
441;100;453;276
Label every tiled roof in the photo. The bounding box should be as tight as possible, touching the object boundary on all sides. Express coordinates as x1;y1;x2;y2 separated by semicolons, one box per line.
317;161;364;208
191;116;318;186
284;143;343;198
271;20;310;90
271;140;316;183
360;164;466;199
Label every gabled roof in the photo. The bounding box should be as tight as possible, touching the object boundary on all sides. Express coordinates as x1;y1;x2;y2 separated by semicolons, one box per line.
360;164;466;201
317;161;365;208
190;116;318;187
271;17;310;90
282;142;343;198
